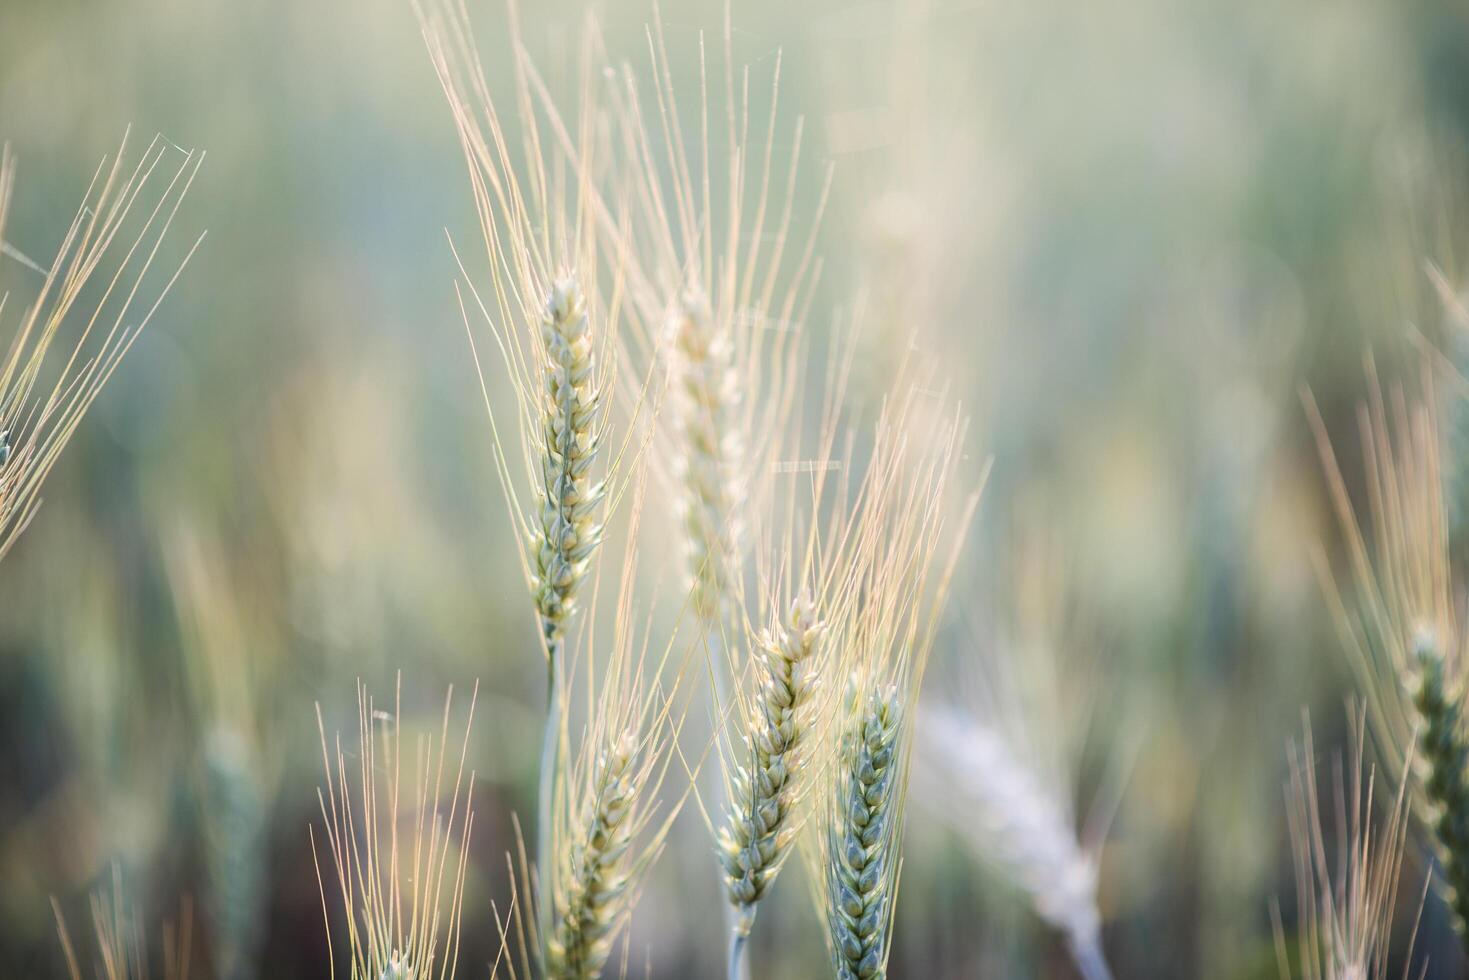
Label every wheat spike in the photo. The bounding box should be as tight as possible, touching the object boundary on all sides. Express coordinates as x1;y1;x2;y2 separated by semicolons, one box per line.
313;677;477;980
828;688;902;980
1274;711;1422;980
671;286;742;624
719;594;825;916
916;711;1108;979
547;731;639;980
804;385;980;980
1306;359;1469;950
533;274;607;644
1409;630;1469;931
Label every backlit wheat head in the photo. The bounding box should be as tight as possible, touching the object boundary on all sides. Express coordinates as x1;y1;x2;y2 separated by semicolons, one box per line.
1307;360;1469;939
597;15;835;633
313;678;477;980
1275;711;1421;980
913;511;1112;980
807;390;979;980
540;483;696;980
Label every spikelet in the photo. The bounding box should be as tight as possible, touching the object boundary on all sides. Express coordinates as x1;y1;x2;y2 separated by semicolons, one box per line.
912;511;1111;980
1306;359;1469;943
1273;711;1422;980
418;2;655;949
53;867;193;980
313;677;477;980
0;134;202;561
806;389;979;980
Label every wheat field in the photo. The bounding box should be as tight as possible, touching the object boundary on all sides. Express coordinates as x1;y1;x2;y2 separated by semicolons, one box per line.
3;0;1469;977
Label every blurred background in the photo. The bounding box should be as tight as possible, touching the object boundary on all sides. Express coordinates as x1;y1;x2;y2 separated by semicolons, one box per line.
2;0;1468;976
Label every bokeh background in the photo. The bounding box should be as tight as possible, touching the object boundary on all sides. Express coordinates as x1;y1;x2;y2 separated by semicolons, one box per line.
2;0;1469;976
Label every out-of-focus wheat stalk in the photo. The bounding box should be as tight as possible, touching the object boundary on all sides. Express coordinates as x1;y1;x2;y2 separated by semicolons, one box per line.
52;867;193;980
804;388;980;980
715;356;861;980
313;677;477;980
163;521;280;980
417;0;663;947
611;11;832;650
1273;710;1423;980
539;474;696;980
1307;358;1469;944
0;133;203;562
912;513;1112;980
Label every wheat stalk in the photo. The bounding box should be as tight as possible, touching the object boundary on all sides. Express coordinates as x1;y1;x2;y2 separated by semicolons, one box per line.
802;386;980;980
915;710;1108;979
0;133;203;562
911;510;1112;980
1307;358;1469;950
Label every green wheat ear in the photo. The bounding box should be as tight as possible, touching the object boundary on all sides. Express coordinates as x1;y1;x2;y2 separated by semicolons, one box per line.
533;274;606;646
1409;628;1469;933
719;594;826;922
829;689;902;980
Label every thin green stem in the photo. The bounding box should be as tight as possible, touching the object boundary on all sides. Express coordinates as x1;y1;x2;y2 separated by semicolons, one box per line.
538;630;565;948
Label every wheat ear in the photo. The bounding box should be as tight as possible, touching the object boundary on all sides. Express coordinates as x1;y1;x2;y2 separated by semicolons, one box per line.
53;867;194;980
1276;711;1420;980
1408;630;1469;932
546;731;639;980
827;689;902;980
533;275;606;645
916;711;1108;979
1306;363;1469;950
719;596;825;955
670;286;742;623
